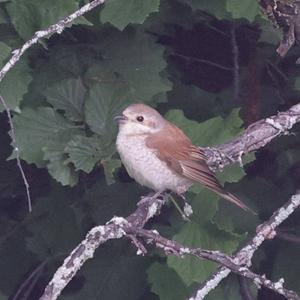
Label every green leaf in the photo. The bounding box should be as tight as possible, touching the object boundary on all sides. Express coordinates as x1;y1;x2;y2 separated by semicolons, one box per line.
258;17;283;45
181;0;231;19
6;0;90;40
0;42;10;65
188;190;219;224
43;78;87;122
167;222;243;285
43;131;81;186
147;262;189;300
0;59;32;112
84;83;131;136
206;276;257;300
11;107;79;166
66;135;107;173
166;108;243;147
226;0;260;22
85;29;171;104
101;0;160;30
0;7;8;24
217;153;256;184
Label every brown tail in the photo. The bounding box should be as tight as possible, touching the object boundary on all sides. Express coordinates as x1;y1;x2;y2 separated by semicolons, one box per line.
217;191;257;215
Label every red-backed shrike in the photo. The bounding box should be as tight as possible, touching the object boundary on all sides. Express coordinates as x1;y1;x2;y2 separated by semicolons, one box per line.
115;103;252;212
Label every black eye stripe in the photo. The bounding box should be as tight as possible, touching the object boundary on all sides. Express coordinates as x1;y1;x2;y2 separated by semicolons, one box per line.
136;116;144;122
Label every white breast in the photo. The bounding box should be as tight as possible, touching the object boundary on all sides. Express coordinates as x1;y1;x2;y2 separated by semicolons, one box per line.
116;132;191;193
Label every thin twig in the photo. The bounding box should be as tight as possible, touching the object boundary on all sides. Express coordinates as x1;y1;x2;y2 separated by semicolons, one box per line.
231;25;240;102
0;0;106;211
172;53;233;71
0;95;32;212
239;277;255;300
12;260;48;300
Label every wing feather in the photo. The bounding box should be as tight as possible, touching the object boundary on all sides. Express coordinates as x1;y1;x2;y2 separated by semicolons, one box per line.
146;122;254;213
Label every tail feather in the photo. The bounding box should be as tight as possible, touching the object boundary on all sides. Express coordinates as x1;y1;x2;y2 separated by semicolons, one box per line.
217;191;257;215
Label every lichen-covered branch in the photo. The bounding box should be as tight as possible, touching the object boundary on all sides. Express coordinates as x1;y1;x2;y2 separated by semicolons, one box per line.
205;102;300;170
135;220;300;300
39;102;300;300
189;193;300;300
40;192;300;300
0;0;105;83
39;195;167;300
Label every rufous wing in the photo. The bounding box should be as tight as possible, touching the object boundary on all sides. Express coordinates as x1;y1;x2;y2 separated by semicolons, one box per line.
146;122;254;213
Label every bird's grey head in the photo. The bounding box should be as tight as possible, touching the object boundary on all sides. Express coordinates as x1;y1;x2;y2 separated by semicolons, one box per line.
115;103;166;135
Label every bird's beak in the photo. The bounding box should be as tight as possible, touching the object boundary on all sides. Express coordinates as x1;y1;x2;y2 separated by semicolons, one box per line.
114;114;128;123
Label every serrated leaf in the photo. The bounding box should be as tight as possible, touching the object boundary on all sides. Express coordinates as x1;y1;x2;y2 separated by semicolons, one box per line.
43;130;81;186
85;29;171;104
43;78;86;122
84;83;132;135
166;108;243;147
6;0;90;40
11;107;79;166
66;135;107;173
167;222;243;285
147;262;189;300
226;0;260;22
0;59;32;112
101;0;160;30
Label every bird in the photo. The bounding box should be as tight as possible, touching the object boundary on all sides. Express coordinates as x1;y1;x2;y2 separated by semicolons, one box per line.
115;103;252;212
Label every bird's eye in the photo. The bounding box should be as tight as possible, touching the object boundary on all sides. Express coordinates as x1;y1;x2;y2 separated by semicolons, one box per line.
136;116;144;122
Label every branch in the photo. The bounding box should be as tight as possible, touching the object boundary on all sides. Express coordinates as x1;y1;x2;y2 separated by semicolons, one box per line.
189;193;300;300
205;102;300;170
135;217;299;300
40;192;300;300
0;0;105;83
39;195;168;300
39;102;300;300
